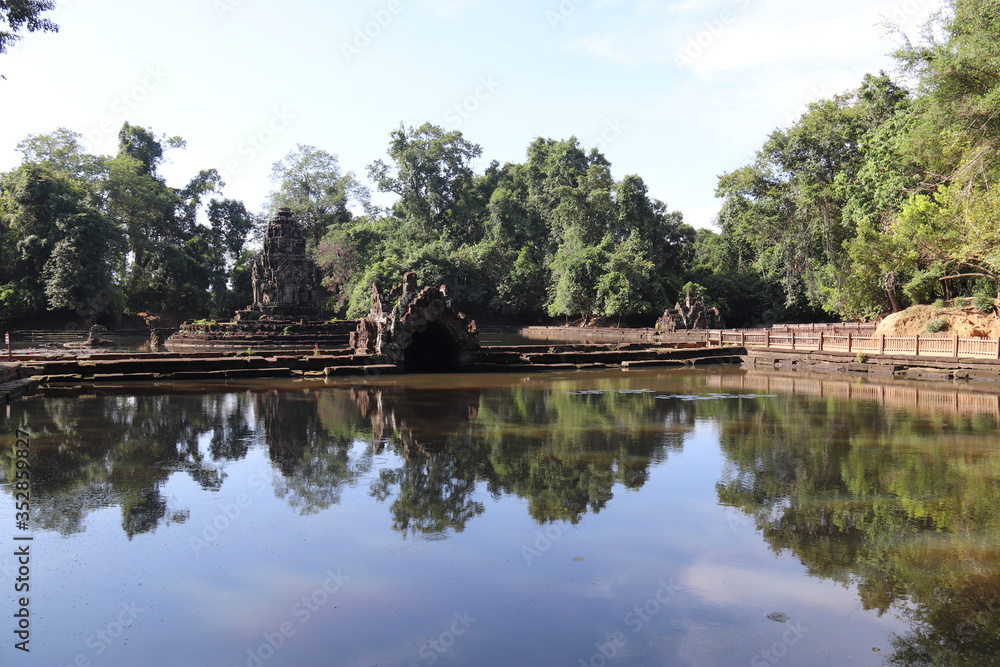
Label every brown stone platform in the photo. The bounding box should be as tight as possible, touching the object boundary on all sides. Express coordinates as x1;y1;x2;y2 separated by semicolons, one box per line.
12;342;740;389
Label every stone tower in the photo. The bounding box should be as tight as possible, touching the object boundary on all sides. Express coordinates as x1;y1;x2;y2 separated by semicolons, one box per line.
241;208;323;320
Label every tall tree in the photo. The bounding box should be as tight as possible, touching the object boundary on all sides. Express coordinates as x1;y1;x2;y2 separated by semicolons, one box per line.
368;122;483;240
268;144;368;248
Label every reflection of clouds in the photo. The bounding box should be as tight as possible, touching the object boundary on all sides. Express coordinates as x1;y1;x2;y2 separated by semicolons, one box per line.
682;564;862;613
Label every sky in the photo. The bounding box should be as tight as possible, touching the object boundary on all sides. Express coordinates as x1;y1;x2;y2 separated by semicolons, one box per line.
0;0;941;229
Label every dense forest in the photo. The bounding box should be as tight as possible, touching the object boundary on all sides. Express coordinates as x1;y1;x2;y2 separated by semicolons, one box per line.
1;0;998;327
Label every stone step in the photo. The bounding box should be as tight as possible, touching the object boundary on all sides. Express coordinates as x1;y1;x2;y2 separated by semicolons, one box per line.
325;365;401;377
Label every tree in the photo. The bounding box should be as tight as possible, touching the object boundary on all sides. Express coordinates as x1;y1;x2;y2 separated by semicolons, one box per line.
714;73;913;320
43;209;123;320
368;122;483;240
0;0;58;55
16;128;107;185
891;0;1000;297
0;164;122;323
268;145;368;248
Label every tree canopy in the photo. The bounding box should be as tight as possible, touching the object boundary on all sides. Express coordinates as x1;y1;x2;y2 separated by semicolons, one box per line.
0;0;58;55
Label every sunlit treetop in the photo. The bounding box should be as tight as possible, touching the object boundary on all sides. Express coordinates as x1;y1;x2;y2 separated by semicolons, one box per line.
0;0;58;55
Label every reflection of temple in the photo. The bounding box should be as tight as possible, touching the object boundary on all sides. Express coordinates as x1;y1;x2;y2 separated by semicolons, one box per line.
352;384;481;460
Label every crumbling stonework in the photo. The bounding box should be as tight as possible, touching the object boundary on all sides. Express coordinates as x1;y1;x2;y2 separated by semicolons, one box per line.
656;296;725;331
238;208;322;321
351;272;479;372
167;209;344;350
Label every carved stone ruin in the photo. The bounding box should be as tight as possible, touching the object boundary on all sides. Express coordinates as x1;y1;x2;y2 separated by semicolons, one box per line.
167;209;348;349
351;272;479;372
238;208;322;321
656;295;725;331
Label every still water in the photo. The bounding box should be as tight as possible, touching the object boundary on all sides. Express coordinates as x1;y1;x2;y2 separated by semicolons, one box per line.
1;368;999;666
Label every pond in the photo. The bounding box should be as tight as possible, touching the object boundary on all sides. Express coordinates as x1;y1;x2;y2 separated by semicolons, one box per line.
1;367;998;666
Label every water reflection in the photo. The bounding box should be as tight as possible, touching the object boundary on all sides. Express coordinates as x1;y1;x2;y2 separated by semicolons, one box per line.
2;370;999;664
706;373;1000;665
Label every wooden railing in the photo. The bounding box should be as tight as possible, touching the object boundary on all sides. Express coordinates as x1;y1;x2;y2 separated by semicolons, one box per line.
770;322;878;334
709;329;1000;360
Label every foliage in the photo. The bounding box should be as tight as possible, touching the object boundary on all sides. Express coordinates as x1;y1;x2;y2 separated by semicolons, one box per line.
925;318;949;333
313;129;695;320
0;0;58;55
0;125;263;324
268;144;369;248
972;294;996;313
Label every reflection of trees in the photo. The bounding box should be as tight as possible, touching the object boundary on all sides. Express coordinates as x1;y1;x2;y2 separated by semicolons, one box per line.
2;377;696;543
710;390;1000;666
354;381;693;531
2;391;258;538
474;385;691;524
355;386;486;537
256;389;371;514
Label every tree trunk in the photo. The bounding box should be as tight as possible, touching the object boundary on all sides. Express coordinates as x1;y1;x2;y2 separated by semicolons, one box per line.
886;288;903;313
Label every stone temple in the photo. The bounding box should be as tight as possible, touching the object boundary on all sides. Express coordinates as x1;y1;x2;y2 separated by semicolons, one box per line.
238;208;323;321
166;209;355;349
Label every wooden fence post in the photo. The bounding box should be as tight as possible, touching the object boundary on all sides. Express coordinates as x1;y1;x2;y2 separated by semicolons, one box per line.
818;331;824;351
914;335;920;357
765;329;771;348
879;334;886;355
791;332;796;350
953;335;960;359
847;332;853;354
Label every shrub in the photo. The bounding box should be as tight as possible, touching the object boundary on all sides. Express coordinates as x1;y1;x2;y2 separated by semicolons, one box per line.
973;295;996;313
926;318;949;333
856;352;869;363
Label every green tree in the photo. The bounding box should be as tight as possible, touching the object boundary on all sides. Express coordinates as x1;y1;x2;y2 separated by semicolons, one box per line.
368;122;483;241
0;0;57;55
268;144;368;248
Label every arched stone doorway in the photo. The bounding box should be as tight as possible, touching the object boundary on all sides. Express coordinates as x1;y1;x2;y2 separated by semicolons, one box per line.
404;321;462;373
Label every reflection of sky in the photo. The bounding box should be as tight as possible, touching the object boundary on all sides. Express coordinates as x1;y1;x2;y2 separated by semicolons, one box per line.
0;380;943;666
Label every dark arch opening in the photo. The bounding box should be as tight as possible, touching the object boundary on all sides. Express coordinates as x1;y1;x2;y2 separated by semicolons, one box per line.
405;321;461;373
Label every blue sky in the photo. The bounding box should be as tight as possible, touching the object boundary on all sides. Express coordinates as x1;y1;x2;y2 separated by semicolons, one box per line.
1;0;939;228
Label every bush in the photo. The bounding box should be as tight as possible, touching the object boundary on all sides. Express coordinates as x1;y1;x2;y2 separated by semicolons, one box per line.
926;318;949;333
973;295;996;313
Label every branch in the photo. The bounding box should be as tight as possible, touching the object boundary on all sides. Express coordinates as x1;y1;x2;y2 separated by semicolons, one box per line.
939;272;998;281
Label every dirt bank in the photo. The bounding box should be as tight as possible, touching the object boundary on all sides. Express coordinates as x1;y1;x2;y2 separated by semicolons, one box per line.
875;301;1000;338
